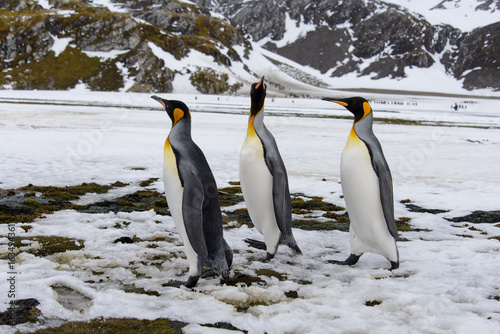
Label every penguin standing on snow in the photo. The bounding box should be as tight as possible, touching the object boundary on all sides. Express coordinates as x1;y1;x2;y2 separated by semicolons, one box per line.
151;96;232;287
323;96;399;270
239;77;302;261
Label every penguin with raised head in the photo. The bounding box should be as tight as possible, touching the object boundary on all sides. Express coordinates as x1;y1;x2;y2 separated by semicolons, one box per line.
151;95;233;287
323;96;399;270
239;77;302;261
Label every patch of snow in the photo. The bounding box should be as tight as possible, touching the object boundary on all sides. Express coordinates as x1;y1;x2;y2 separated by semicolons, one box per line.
83;49;130;60
49;34;72;57
382;0;500;31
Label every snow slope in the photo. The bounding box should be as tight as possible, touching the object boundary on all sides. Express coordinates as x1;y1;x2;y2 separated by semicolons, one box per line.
383;0;500;31
1;91;500;333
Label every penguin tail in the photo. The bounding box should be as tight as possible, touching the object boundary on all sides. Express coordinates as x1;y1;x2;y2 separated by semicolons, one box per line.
244;238;267;250
290;243;302;255
283;235;302;255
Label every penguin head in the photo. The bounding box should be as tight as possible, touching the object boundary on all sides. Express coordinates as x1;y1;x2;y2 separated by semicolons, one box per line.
322;96;372;122
250;76;266;116
151;95;191;126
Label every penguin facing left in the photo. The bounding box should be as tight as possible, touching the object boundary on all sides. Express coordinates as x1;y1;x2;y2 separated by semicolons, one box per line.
239;77;302;261
151;95;233;288
323;96;399;270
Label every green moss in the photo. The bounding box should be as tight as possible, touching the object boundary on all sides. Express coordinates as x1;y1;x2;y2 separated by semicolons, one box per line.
139;178;158;187
189;67;239;94
29;317;184;334
222;271;266;287
395;217;412;232
292;218;349;232
255;269;287;281
322;211;350;222
219;186;242;194
223;208;252;228
10;47;101;90
446;210;500;224
292;209;312;214
0;182;126;224
23;199;39;206
218;187;244;207
122;285;161;297
77;187;170;215
291;195;345;212
83;60;124;91
10;236;84;257
20;182;119;199
403;203;449;214
153;199;168;208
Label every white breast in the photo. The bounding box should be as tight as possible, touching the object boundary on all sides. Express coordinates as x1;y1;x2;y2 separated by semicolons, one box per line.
163;139;200;276
239;134;281;250
341;134;397;261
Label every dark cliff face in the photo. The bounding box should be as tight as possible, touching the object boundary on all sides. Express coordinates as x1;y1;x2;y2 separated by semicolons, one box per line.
453;22;500;90
194;0;499;91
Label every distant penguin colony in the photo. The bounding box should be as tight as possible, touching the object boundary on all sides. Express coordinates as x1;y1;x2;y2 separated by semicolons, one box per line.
151;83;400;288
323;97;399;270
239;77;302;260
151;95;232;288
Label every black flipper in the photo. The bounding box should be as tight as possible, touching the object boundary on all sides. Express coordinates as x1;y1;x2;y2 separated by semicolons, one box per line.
328;254;361;266
162;275;200;289
181;171;208;259
244;238;267;250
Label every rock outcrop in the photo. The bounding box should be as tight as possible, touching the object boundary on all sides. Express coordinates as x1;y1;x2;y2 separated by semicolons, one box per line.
195;0;499;90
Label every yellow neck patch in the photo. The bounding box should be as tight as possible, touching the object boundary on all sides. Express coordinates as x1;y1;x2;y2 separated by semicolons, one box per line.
247;115;257;137
173;108;184;126
359;102;371;122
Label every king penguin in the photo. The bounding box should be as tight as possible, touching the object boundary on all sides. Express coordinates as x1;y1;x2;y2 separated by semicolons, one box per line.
323;96;399;270
151;95;233;287
239;77;302;261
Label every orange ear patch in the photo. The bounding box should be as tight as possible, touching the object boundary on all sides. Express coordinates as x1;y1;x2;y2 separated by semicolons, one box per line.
173;108;184;124
362;102;371;118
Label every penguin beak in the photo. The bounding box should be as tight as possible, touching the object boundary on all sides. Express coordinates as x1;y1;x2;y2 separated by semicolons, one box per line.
151;95;168;110
322;98;348;107
255;76;265;90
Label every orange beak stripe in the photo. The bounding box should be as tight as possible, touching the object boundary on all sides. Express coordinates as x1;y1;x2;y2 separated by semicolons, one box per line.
331;100;348;107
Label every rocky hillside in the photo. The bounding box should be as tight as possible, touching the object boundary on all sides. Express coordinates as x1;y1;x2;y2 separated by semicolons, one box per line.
198;0;500;91
0;0;499;95
0;0;250;93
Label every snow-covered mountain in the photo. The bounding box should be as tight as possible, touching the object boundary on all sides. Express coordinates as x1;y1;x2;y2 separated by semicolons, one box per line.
0;0;499;96
383;0;500;31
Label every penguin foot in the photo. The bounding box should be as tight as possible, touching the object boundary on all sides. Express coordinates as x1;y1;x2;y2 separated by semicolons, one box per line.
244;238;267;250
389;261;399;270
328;254;361;266
162;275;199;289
261;252;275;262
201;270;217;278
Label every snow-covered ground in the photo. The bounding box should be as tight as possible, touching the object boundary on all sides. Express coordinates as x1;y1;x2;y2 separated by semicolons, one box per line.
383;0;500;31
1;90;500;333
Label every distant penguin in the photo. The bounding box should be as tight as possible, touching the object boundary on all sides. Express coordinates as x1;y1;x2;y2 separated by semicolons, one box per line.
323;96;399;270
239;77;302;261
151;95;233;287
